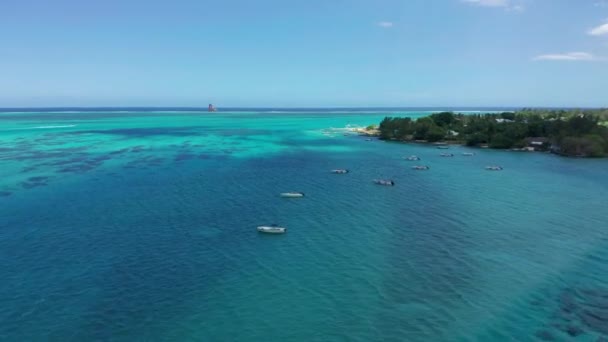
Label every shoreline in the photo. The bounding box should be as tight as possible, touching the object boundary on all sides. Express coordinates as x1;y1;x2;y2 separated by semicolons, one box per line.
350;127;602;158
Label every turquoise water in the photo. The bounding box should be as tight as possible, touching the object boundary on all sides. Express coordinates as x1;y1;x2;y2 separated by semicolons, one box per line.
1;110;607;341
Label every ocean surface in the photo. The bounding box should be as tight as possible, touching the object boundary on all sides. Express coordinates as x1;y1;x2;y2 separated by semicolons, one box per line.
1;109;607;341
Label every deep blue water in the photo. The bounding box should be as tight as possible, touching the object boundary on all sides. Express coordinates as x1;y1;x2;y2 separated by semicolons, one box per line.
1;110;608;341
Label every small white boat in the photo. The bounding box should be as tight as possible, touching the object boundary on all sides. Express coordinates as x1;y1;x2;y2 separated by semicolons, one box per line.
331;169;349;174
257;225;287;234
440;153;454;157
405;155;420;161
373;179;395;186
412;165;430;170
485;166;503;171
280;192;305;198
462;152;475;156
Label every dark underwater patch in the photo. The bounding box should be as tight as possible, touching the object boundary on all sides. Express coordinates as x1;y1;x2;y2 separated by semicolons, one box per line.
70;127;204;138
20;178;49;189
109;148;130;155
130;146;146;153
216;128;273;136
0;191;12;197
90;155;112;162
174;153;196;162
28;176;49;182
55;157;108;173
122;155;165;169
535;330;555;341
50;156;88;166
147;158;164;166
19;153;100;174
542;287;608;337
32;137;67;146
21;165;40;173
58;164;97;173
214;154;230;161
9;151;73;162
4;147;89;162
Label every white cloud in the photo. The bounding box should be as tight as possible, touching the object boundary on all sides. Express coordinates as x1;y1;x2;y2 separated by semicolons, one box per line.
377;21;394;28
533;52;599;61
588;22;608;36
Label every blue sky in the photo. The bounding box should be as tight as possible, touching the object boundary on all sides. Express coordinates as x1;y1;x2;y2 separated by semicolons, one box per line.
1;0;607;107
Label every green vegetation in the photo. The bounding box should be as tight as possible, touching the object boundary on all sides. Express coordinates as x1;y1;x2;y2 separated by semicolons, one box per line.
378;109;608;157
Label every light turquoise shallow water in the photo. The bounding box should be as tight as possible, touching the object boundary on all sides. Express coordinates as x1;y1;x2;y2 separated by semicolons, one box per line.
1;110;607;341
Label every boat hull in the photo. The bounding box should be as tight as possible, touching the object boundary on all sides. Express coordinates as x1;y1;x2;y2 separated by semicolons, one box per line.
280;193;304;198
257;226;287;234
373;179;395;186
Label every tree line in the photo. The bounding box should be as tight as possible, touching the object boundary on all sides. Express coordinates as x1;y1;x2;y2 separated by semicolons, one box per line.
378;109;608;157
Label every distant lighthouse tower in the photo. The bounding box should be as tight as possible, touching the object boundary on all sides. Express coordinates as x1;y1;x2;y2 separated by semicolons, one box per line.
208;104;217;112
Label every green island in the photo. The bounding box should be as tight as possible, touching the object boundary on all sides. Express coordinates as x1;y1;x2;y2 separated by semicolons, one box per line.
375;109;608;157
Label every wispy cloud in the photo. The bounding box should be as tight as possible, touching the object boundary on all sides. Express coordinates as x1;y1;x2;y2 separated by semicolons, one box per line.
462;0;524;11
377;21;394;28
533;52;600;61
594;1;608;8
588;22;608;36
463;0;509;7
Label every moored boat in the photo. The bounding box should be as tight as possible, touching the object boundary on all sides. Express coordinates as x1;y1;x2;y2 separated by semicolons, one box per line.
440;153;454;157
485;166;503;171
280;192;305;198
331;169;349;174
373;179;395;186
405;155;421;161
412;165;430;170
257;225;287;234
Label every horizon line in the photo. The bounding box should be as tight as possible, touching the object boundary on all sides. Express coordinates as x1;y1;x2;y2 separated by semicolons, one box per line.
0;106;605;111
